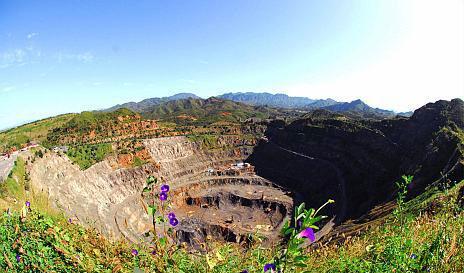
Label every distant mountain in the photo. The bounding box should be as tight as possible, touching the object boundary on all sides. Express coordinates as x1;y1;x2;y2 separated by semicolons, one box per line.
322;99;395;118
141;97;279;125
397;111;414;117
105;93;201;112
107;92;400;119
305;98;340;109
218;92;321;108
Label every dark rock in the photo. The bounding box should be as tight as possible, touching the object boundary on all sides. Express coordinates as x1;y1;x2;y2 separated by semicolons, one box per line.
248;99;464;223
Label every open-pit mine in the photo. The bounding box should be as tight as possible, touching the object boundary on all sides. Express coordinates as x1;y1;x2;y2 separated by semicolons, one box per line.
26;98;464;247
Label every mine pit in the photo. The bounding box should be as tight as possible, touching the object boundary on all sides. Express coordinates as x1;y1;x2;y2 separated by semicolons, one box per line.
170;178;292;244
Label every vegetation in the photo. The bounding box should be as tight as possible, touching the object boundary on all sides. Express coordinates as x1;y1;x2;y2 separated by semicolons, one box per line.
1;163;463;272
0;114;75;153
66;143;113;170
0;158;27;200
186;134;220;148
64;109;136;132
141;97;277;125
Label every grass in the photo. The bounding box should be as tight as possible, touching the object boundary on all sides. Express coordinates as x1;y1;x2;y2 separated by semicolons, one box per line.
303;180;464;273
1;157;463;272
0;114;76;153
66;143;113;170
0;158;28;201
186;134;220;148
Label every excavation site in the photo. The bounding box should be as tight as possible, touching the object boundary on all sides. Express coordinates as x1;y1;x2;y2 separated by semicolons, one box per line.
26;99;464;247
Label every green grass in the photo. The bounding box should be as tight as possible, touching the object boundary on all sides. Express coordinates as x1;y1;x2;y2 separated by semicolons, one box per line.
132;156;148;167
0;158;27;200
0;114;76;153
66;143;113;170
186;134;220;148
303;180;464;273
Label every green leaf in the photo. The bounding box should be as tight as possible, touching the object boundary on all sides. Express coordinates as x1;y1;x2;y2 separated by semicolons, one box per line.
297;203;305;215
147;176;157;186
159;237;167;246
148;205;157;216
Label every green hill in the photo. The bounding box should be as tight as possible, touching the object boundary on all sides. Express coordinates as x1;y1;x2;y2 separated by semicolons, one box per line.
0;114;76;153
141;97;279;125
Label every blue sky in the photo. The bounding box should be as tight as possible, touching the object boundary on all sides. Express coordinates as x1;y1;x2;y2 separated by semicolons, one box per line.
0;0;463;129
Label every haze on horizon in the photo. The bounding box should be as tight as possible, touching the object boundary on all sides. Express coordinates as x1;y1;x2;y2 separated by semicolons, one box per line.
0;0;463;130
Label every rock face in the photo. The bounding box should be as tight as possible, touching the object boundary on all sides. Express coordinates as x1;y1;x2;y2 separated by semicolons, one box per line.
248;99;464;222
29;153;158;238
30;135;293;244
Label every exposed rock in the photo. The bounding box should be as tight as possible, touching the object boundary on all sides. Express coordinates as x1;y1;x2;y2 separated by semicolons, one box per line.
248;99;464;222
30;135;292;244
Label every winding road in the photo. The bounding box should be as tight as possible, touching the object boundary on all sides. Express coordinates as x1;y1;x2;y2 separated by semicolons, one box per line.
0;153;18;182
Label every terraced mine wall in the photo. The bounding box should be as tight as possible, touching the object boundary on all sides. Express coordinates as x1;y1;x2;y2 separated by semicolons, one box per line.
29;134;293;244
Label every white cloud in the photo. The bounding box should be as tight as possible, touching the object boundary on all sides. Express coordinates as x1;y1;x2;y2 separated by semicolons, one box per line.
0;49;27;68
0;45;43;69
283;0;464;112
26;32;39;39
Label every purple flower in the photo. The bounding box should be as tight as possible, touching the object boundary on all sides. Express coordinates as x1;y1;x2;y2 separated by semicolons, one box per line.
151;250;156;255
68;218;73;224
160;184;170;193
240;270;249;273
159;192;167;201
169;217;179;227
168;212;176;220
25;201;30;207
410;253;417;259
131;249;138;256
16;254;21;262
297;227;315;242
263;263;276;272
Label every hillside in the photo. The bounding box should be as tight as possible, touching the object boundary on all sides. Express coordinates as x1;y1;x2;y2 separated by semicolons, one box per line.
0;114;77;153
105;93;201;112
248;99;464;223
219;92;320;108
322;99;396;118
140;97;280;125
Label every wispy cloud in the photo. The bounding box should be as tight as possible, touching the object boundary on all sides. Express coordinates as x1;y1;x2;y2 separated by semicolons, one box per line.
0;49;30;68
0;85;17;93
0;48;96;69
27;32;39;39
54;52;95;63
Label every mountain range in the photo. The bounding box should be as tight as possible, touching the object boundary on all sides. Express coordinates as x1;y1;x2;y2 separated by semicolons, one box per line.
106;92;411;119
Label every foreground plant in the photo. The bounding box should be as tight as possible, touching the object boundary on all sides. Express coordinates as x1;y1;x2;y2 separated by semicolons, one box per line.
253;199;335;273
141;176;180;270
